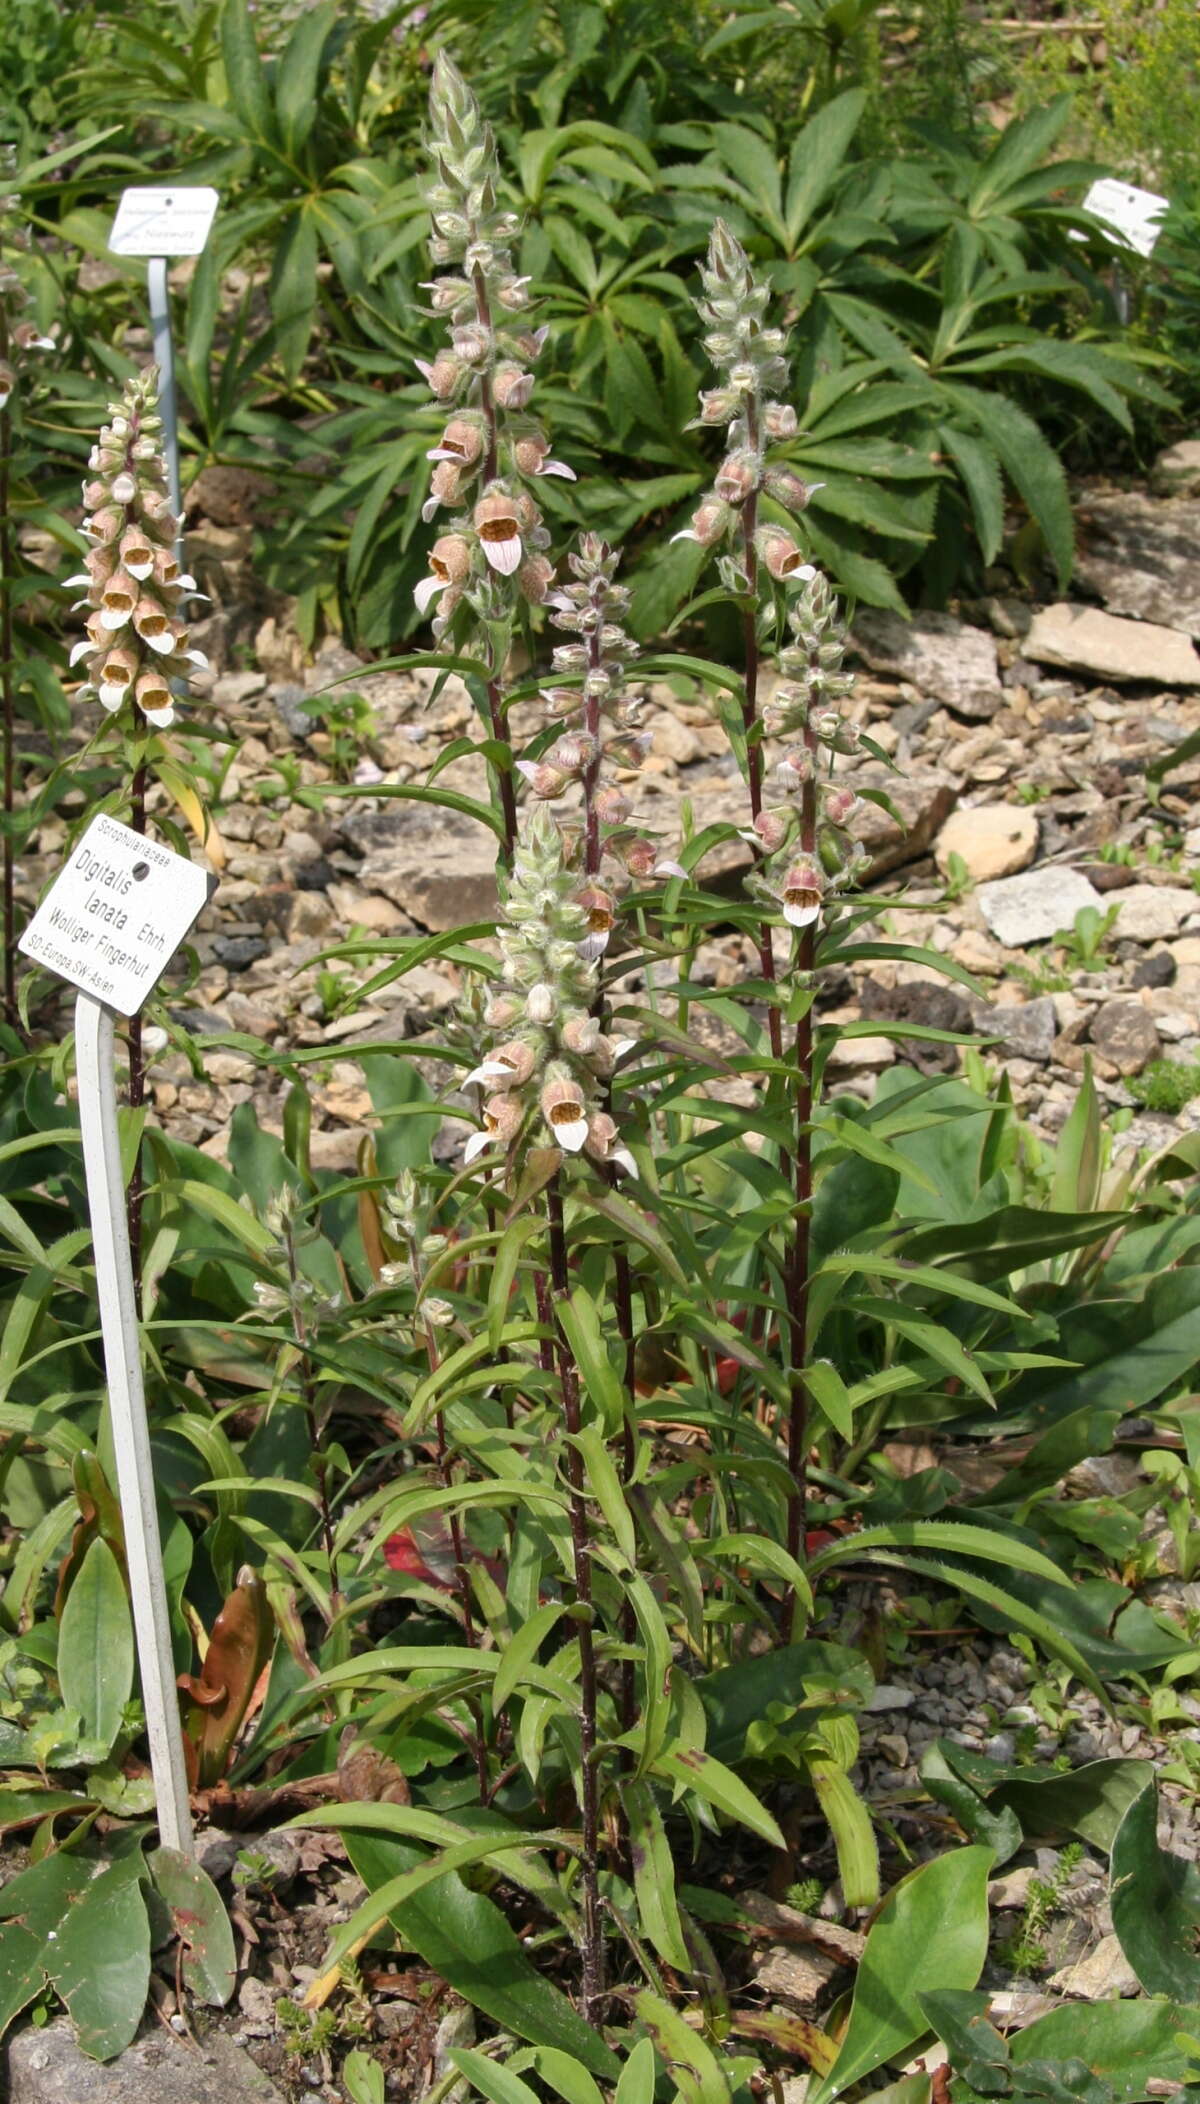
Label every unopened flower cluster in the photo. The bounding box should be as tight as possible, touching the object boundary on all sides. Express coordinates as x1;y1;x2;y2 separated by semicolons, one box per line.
0;159;54;416
749;569;866;933
413;55;571;637
66;369;204;730
523;534;684;948
675;220;814;585
463;808;633;1174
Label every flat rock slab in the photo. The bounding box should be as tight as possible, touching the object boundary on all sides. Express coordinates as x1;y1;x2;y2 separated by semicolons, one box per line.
341;803;498;933
7;2018;284;2104
935;804;1038;883
851;610;1003;718
1074;491;1200;634
1025;603;1200;687
1112;884;1199;942
977;865;1104;947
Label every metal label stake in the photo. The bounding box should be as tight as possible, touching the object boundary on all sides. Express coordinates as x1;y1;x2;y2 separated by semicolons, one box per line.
109;185;219;563
75;992;194;1854
20;814;216;1858
147;257;182;535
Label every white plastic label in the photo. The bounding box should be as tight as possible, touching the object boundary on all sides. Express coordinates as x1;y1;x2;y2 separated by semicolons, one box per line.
1083;179;1169;259
19;815;215;1017
109;185;219;259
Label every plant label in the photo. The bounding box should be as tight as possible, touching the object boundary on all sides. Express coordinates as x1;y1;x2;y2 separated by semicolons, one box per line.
109;185;220;258
1083;179;1169;259
19;814;215;1017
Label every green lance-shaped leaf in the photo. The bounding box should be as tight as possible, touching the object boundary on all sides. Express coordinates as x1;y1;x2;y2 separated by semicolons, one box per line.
807;1846;993;2104
57;1537;134;1755
1110;1780;1200;2000
624;1780;690;1972
634;1989;733;2104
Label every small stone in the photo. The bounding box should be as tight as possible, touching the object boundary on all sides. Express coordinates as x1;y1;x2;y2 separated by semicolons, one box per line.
287;891;336;941
935;804;1038;882
1049;1933;1141;2000
273;682;314;739
1114;885;1196;942
984;998;1057;1064
989;1866;1037;1910
951;928;1005;977
851;609;1003;717
1025;603;1200;687
977;865;1104;948
214;933;270;970
825;1032;895;1070
1131;949;1177;989
648;712;702;766
753;1946;840;2008
212;668;267;705
294;857;337;892
1089;998;1160;1076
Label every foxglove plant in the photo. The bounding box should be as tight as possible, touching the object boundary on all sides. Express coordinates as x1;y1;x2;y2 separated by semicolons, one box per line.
0;151;54;1028
678;219;816;1061
683;224;870;1634
65;365;205;1262
416;54;573;859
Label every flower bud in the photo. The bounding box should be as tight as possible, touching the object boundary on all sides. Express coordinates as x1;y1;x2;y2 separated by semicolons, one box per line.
526;983;557;1024
484;993;522;1029
764;402;798;440
516;760;567;799
715;450;761;504
518;553;554;604
584;1111;635;1175
418;352;465;400
546;731;595;775
698;388;739;424
593;785;630;826
764;466;813;511
561;1014;601;1058
434;416;484;464
822;785;858;826
493;364;534;409
753;808;789;853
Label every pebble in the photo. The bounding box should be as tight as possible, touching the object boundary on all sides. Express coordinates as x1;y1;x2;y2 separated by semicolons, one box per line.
977;865;1105;947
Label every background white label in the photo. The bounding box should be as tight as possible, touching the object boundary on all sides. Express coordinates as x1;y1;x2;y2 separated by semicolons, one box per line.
109;186;220;259
19;815;215;1017
1084;178;1169;259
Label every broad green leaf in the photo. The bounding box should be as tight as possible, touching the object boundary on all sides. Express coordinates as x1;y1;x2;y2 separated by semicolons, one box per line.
558;1289;627;1440
919;1744;1022;1866
0;1922;43;2042
785;91;867;249
342;1830;618;2077
148;1847;236;2006
57;1538;133;1755
1011;1996;1200;2101
49;1862;150;2062
1110;1781;1200;1999
808;1847;992;2103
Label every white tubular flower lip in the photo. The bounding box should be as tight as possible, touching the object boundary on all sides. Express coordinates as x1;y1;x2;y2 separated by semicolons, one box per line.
781;858;825;929
462;1129;495;1165
541;1073;589;1152
474;491;523;576
99;572;138;630
68;637;93;667
414;571;449;614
